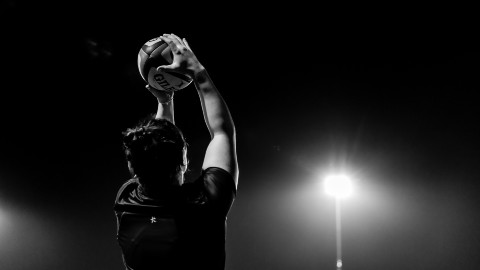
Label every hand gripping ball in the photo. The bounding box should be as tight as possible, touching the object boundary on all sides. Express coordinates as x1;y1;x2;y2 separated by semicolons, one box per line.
137;37;193;91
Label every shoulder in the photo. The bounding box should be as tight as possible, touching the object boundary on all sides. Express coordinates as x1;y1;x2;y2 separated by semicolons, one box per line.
197;167;237;216
201;167;237;195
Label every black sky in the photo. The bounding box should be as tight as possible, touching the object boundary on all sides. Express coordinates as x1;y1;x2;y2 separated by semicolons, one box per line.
1;2;480;270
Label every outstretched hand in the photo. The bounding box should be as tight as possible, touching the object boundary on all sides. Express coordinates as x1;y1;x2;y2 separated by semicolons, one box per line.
157;33;204;78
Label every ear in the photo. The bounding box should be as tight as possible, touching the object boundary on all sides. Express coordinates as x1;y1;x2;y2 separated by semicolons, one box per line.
127;161;136;177
182;147;188;169
179;164;187;174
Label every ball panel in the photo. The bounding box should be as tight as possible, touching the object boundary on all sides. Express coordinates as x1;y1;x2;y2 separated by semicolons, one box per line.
161;46;173;63
142;47;170;83
161;71;192;90
147;69;176;91
163;70;192;83
141;37;165;55
137;49;149;81
147;69;193;92
149;43;169;60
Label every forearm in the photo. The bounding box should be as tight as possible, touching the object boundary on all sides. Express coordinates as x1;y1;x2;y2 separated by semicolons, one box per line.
193;68;235;137
154;99;175;123
146;85;175;123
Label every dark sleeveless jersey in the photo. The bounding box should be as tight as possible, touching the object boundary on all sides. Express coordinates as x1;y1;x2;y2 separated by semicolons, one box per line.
114;167;236;270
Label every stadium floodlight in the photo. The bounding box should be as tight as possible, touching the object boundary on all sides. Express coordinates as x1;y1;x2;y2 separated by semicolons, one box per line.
324;174;352;199
323;173;353;269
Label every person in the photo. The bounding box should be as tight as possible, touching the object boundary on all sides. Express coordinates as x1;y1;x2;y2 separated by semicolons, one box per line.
114;33;238;270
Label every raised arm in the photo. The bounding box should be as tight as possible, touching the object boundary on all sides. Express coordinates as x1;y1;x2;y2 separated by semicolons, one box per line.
193;68;238;186
157;34;238;187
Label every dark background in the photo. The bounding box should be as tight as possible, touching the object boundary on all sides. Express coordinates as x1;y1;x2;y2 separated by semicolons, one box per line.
1;2;479;269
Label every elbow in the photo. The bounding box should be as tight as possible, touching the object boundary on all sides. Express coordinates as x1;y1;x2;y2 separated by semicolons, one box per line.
224;122;236;137
212;122;235;138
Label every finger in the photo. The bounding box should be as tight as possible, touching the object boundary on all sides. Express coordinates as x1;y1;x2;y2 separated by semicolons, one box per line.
156;65;174;72
164;34;183;52
183;38;192;51
145;84;157;94
159;35;179;53
158;36;168;42
159;35;174;45
146;84;157;91
170;33;183;44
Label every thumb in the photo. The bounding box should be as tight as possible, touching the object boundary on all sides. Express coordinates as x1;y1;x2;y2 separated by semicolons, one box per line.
145;84;158;94
156;65;174;72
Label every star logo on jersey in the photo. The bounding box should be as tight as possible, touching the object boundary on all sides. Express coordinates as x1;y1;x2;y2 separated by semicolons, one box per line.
150;216;157;223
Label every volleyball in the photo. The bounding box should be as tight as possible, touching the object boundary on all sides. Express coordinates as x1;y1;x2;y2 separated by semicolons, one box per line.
137;37;193;91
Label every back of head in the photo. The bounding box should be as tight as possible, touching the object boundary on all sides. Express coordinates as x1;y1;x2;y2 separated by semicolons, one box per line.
122;117;187;191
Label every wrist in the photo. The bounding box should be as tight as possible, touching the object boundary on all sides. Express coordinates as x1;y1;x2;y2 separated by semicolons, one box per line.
192;66;208;82
157;91;174;104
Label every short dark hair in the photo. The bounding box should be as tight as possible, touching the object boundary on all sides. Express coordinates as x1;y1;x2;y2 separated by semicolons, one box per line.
122;116;187;187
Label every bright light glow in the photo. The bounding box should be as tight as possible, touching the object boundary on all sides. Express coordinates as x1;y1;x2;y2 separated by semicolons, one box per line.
336;259;343;268
0;208;6;227
0;207;11;239
324;174;352;199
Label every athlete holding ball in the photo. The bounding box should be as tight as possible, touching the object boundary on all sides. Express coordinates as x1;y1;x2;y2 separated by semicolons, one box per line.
114;33;238;270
